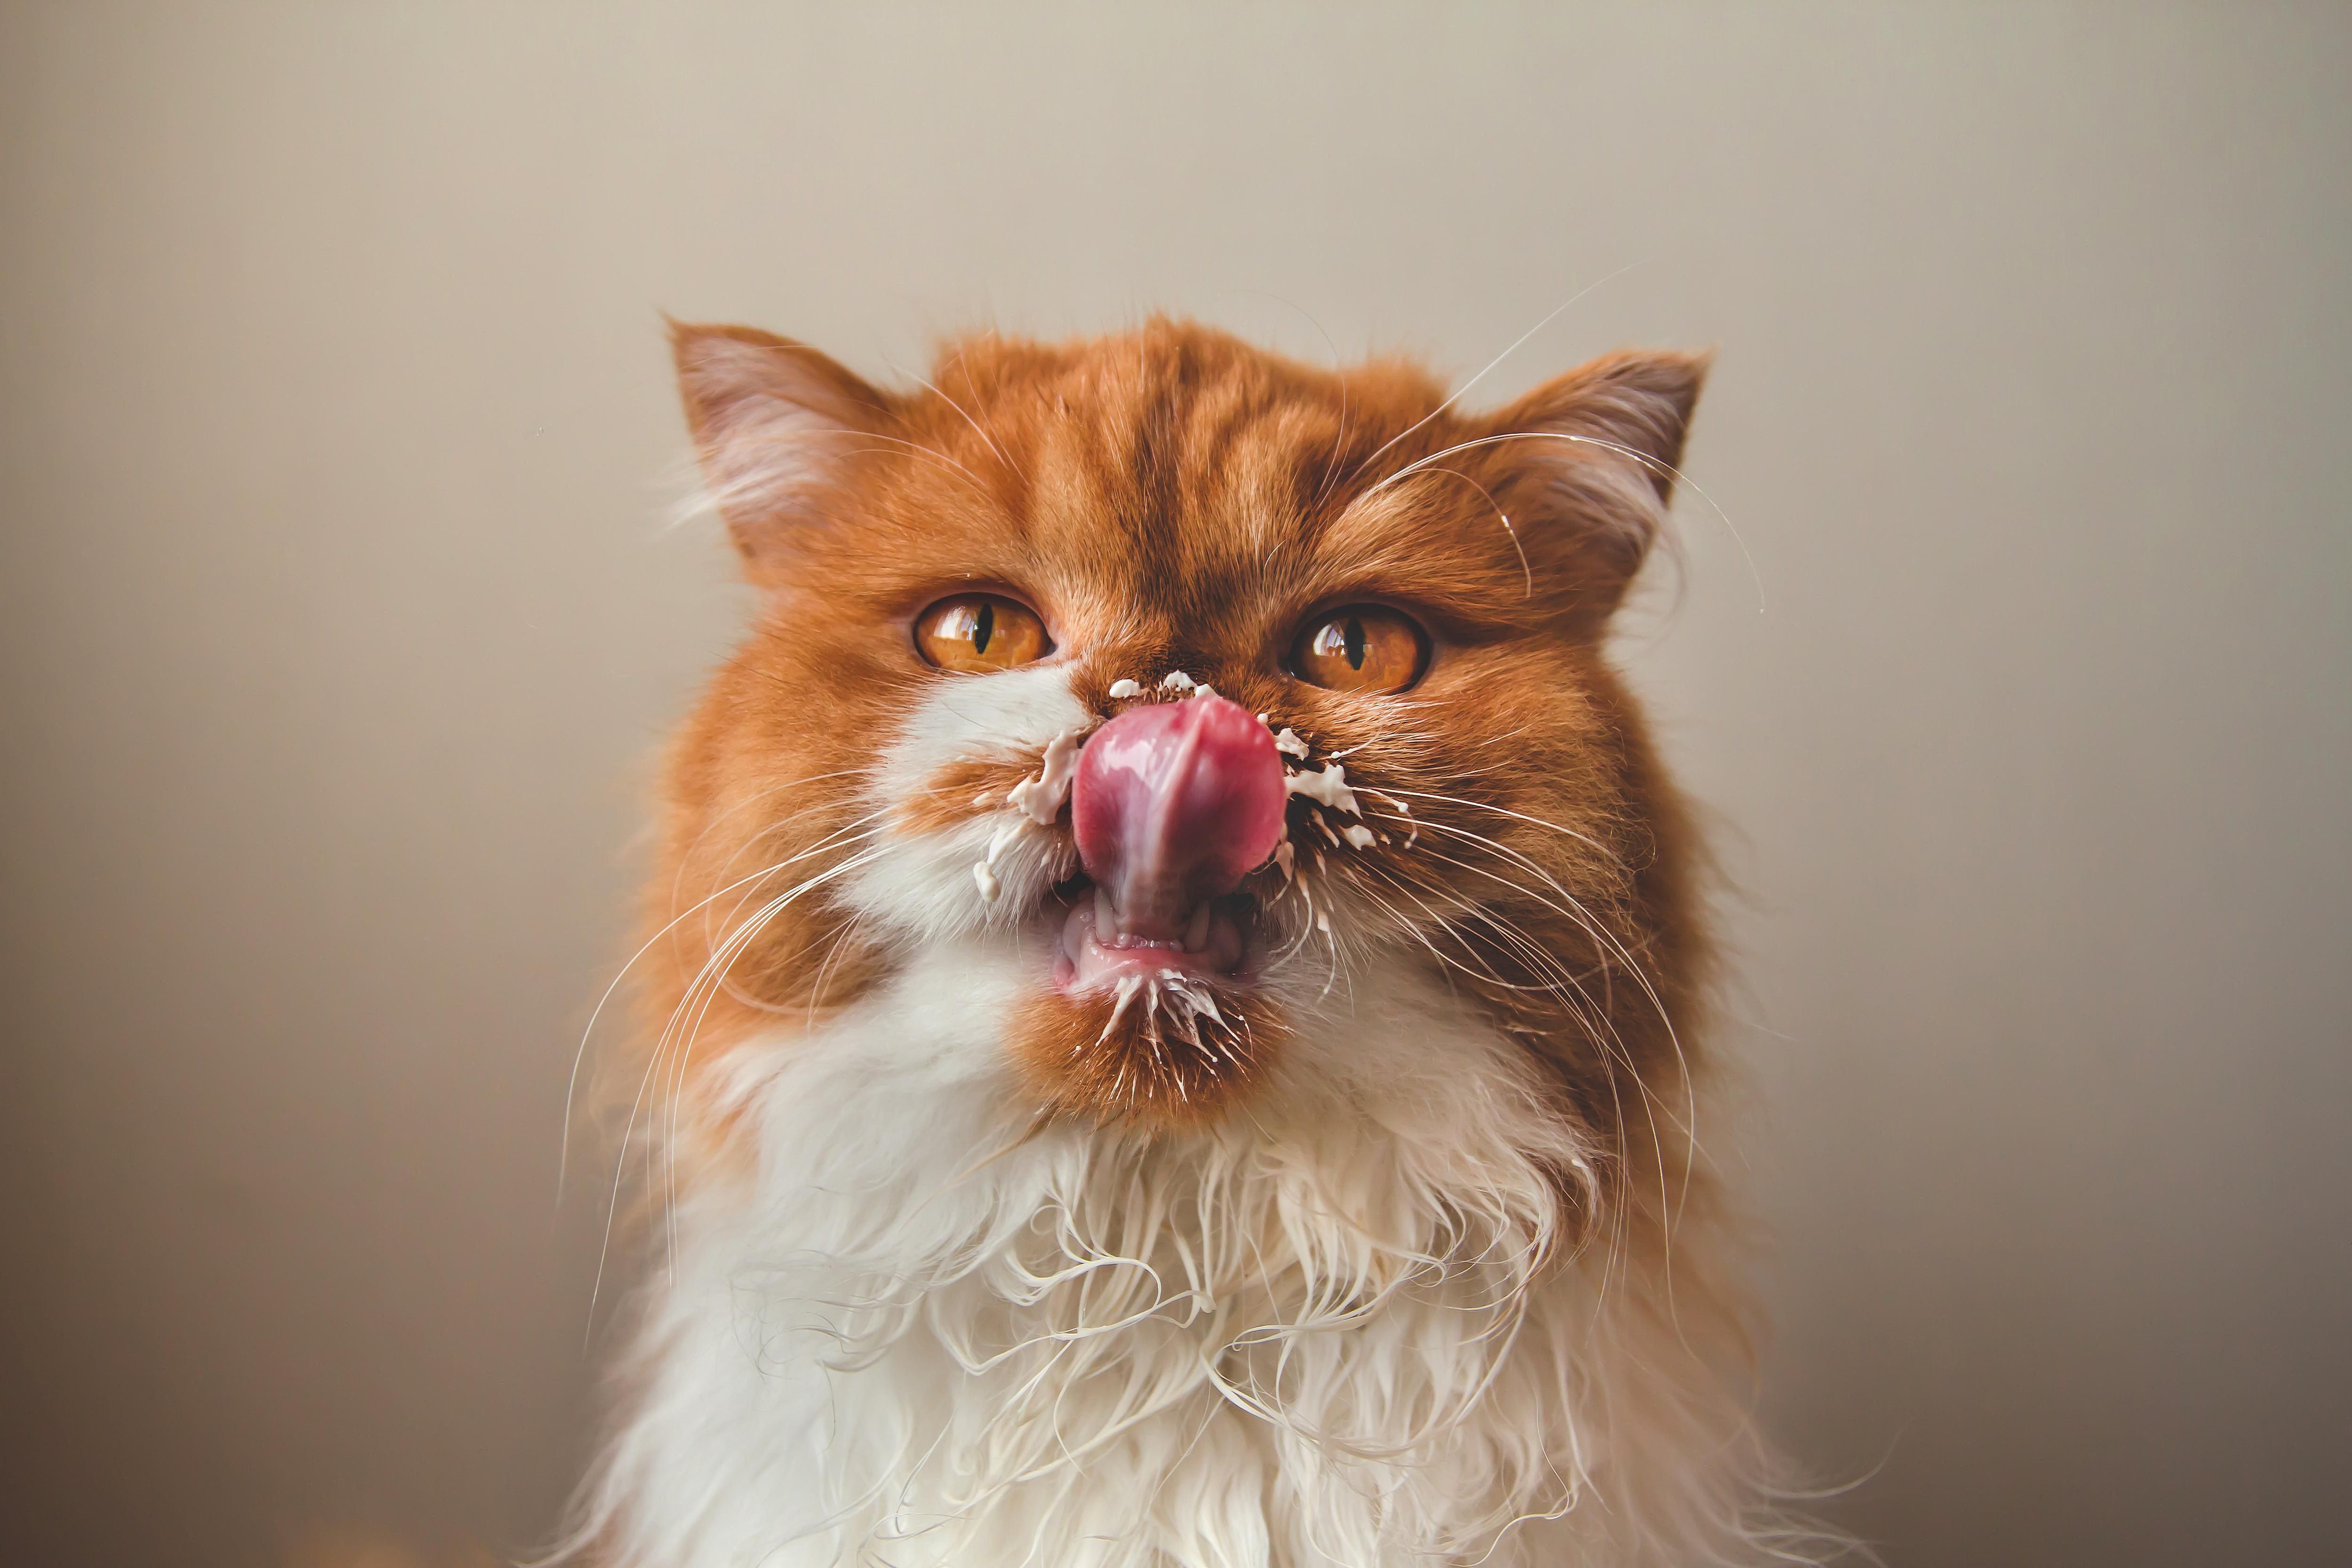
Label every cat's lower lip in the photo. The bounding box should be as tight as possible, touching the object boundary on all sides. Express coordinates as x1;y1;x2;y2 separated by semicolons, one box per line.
1053;894;1250;991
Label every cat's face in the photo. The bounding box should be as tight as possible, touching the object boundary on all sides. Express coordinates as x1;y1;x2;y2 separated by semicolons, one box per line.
647;319;1706;1146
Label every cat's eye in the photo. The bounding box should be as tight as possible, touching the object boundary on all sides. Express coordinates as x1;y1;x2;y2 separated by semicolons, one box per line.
1289;605;1429;694
915;593;1053;673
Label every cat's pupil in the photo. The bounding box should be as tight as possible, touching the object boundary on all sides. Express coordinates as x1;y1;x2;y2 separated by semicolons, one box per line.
1343;615;1366;670
974;600;994;654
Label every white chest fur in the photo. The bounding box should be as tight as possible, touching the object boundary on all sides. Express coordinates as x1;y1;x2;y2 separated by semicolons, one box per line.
573;943;1777;1568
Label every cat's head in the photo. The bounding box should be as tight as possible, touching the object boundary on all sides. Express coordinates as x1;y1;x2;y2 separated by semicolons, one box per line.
646;317;1707;1149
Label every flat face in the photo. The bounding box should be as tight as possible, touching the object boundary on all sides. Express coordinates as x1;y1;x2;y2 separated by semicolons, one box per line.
653;319;1704;1138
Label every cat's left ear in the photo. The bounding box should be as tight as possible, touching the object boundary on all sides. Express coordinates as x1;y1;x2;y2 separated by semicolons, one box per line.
670;321;898;573
1483;349;1710;622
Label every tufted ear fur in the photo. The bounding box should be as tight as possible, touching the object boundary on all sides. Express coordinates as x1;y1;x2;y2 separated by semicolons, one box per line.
670;321;898;573
1483;349;1709;625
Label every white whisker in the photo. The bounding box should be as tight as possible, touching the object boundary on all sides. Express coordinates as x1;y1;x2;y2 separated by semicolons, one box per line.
1347;267;1638;484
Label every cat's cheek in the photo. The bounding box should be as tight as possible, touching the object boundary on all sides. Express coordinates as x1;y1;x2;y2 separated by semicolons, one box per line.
841;810;1076;949
876;663;1094;795
838;663;1093;943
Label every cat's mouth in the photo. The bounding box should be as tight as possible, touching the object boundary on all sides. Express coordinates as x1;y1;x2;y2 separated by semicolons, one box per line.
1049;871;1257;991
1030;689;1284;996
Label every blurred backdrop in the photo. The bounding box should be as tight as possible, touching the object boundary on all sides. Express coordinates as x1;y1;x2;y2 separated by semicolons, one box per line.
3;4;2347;1565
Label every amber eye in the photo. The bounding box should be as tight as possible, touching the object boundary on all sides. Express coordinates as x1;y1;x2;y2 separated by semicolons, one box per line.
914;593;1052;673
1289;605;1430;693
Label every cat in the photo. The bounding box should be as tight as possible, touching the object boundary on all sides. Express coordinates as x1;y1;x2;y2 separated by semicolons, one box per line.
558;317;1825;1567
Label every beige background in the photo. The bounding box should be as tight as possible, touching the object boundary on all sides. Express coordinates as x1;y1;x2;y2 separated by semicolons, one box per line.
4;4;2347;1565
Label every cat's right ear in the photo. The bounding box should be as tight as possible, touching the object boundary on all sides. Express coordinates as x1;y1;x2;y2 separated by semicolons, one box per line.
670;321;897;571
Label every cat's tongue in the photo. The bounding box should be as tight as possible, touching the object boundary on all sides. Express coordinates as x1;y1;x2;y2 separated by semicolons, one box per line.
1070;693;1287;951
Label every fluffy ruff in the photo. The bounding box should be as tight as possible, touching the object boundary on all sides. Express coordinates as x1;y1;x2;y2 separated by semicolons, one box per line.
565;952;1808;1568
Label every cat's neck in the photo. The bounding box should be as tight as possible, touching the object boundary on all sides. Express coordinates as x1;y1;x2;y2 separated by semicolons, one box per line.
573;947;1773;1568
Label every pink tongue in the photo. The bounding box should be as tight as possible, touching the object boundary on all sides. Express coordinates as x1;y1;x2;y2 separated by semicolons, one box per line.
1072;693;1287;941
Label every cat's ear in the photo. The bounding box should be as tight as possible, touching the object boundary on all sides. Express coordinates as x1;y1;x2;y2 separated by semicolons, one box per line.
1483;349;1709;623
670;321;897;570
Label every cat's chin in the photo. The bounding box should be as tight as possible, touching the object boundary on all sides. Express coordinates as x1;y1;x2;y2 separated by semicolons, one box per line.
1051;885;1254;993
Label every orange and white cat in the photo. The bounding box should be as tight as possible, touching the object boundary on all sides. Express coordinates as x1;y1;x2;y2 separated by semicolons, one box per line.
561;319;1822;1566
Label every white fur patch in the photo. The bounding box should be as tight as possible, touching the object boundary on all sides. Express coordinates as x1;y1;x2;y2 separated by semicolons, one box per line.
569;949;1797;1568
845;664;1091;946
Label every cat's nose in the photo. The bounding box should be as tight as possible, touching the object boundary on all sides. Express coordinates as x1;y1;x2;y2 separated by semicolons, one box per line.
1072;693;1287;942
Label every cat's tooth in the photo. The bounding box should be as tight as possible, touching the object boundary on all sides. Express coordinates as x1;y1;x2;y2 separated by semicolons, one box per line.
1094;883;1118;939
1184;902;1212;953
